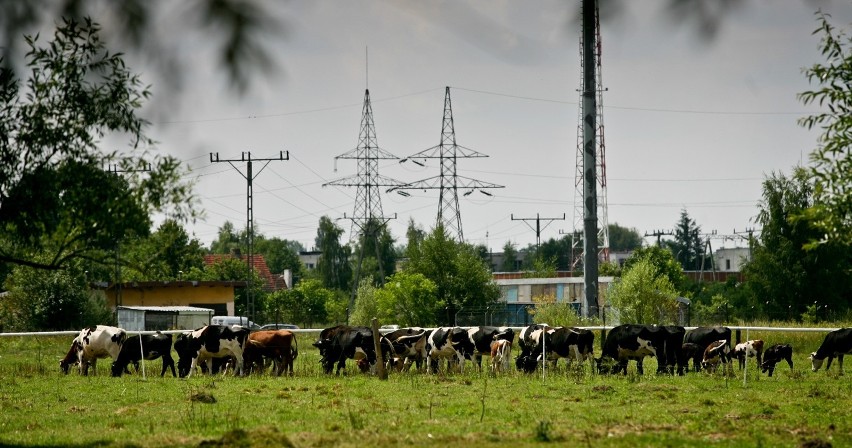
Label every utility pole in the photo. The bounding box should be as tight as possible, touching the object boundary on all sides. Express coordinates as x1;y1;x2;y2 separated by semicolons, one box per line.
389;86;503;242
210;151;289;323
734;227;759;262
644;229;673;247
698;230;718;283
511;213;566;250
324;89;400;319
106;162;151;308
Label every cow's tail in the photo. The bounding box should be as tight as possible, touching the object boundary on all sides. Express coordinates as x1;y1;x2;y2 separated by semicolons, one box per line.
292;333;299;360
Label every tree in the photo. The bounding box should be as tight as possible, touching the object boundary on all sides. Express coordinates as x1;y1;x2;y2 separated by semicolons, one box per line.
405;224;500;324
376;272;439;327
349;279;380;327
254;235;304;282
798;12;852;247
352;219;396;285
314;216;352;291
209;222;242;255
500;241;519;272
608;223;644;252
667;209;704;270
743;169;851;320
1;257;112;331
622;246;687;294
0;19;195;272
184;257;266;317
526;236;572;271
607;258;680;325
121;220;205;281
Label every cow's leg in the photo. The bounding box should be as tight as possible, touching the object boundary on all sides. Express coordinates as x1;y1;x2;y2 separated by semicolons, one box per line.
636;359;644;375
838;354;844;375
825;356;834;371
786;356;794;371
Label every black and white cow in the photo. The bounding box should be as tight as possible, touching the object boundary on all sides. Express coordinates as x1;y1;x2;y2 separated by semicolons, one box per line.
538;327;595;370
515;324;553;373
596;324;659;375
174;325;250;377
761;343;793;377
464;326;515;370
648;325;687;375
809;328;852;374
111;332;176;377
425;327;475;373
313;325;376;375
701;340;732;373
60;325;127;375
380;327;428;371
683;326;732;372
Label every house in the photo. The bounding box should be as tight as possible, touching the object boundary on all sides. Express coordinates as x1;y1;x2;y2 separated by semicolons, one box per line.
204;250;288;291
715;247;751;272
96;280;245;316
492;272;615;321
299;250;322;271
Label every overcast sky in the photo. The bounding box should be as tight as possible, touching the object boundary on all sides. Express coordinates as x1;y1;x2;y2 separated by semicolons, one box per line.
138;0;852;253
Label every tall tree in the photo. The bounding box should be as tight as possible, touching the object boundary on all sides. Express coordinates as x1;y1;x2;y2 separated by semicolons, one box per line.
0;19;195;271
121;220;204;281
254;236;304;281
608;223;644;252
667;209;704;270
314;216;352;291
743;169;851;320
500;241;519;272
798;12;852;247
209;221;242;255
353;219;396;285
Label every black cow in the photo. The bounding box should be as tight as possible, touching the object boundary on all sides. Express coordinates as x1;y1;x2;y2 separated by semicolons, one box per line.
313;325;376;375
682;342;704;373
596;324;660;375
809;328;852;374
464;326;515;370
425;327;475;373
174;325;250;377
761;343;793;377
649;325;687;375
111;332;176;377
380;327;428;371
536;327;595;369
683;326;732;372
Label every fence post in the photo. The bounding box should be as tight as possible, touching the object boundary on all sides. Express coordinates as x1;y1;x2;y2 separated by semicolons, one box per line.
371;318;387;380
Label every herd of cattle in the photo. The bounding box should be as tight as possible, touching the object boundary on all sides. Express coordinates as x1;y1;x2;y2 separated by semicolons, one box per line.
57;323;852;379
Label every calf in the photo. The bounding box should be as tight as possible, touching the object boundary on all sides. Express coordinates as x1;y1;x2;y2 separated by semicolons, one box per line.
681;342;704;373
809;328;852;374
684;326;731;372
761;343;793;377
61;325;127;375
111;332;176;377
701;340;731;373
490;338;512;373
174;325;250;377
243;330;298;376
731;339;764;370
465;326;516;370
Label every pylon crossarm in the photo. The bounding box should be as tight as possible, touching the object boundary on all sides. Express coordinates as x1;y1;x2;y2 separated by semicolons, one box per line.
334;145;400;160
324;173;403;188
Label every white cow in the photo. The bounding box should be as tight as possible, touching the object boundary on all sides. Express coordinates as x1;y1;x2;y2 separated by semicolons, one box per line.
60;325;127;375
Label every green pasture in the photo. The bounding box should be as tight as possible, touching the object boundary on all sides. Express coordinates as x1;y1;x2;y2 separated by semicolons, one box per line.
0;328;849;448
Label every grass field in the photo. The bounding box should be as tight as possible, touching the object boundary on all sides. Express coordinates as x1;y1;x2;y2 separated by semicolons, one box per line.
0;328;849;448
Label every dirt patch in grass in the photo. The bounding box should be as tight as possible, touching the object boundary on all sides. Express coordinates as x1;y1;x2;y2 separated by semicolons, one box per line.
199;427;295;448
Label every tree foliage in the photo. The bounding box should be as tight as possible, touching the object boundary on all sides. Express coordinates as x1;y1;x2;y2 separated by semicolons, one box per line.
798;12;852;247
121;220;204;281
743;169;851;320
666;209;704;270
500;241;519;272
314;216;352;291
607;257;680;325
376;272;439;327
622;245;687;294
266;279;330;327
608;223;644;252
0;19;195;272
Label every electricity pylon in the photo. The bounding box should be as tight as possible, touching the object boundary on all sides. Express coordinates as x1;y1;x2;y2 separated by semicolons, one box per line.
389;86;503;242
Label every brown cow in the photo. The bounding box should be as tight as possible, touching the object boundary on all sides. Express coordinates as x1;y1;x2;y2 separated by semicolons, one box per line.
490;338;512;373
701;340;731;374
243;330;298;376
732;339;764;370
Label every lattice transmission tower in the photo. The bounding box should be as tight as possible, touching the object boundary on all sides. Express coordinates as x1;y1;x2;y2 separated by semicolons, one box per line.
389;86;502;242
571;0;610;271
324;89;401;313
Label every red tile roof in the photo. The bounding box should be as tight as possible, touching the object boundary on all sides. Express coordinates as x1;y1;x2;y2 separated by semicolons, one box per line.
203;254;288;291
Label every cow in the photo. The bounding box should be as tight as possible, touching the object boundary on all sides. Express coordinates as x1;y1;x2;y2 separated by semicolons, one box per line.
648;325;687;375
515;324;553;373
243;330;298;376
731;339;764;370
60;325;127;375
313;325;376;375
490;339;512;373
761;343;793;377
538;327;595;370
380;327;428;372
683;326;732;372
174;325;250;378
809;328;852;374
111;332;176;377
682;342;704;373
596;324;658;375
464;326;515;370
425;327;475;374
701;340;732;373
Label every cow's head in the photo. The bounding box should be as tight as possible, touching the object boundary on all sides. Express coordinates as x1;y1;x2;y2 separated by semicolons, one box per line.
809;352;824;371
515;355;538;373
59;339;81;374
